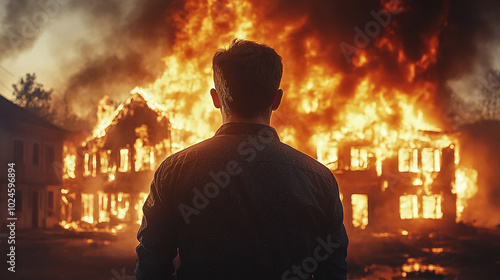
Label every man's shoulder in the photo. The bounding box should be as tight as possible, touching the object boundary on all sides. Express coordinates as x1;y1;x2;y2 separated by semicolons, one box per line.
158;138;213;168
156;135;335;183
272;141;335;181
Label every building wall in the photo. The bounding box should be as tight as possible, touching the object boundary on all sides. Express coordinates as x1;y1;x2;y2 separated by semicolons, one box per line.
334;144;457;232
0;120;64;230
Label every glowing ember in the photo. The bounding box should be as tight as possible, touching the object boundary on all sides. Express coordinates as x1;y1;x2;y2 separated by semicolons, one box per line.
401;258;445;277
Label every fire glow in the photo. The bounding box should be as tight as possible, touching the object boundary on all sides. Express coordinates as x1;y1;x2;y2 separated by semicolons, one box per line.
59;0;478;233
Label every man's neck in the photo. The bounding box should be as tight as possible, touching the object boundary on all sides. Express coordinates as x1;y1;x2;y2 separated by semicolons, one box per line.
222;113;271;126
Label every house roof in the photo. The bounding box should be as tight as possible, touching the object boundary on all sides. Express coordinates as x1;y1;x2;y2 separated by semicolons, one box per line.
0;94;65;132
86;92;170;148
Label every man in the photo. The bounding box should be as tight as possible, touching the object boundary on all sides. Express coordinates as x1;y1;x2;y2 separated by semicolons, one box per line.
135;39;348;280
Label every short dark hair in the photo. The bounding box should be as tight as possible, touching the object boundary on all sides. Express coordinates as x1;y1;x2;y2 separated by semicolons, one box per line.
212;39;283;118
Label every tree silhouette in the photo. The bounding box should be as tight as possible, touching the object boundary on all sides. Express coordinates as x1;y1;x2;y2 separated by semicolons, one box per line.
477;69;500;120
12;73;55;122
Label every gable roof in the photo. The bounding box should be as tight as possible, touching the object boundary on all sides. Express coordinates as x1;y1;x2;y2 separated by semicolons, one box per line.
0;94;65;131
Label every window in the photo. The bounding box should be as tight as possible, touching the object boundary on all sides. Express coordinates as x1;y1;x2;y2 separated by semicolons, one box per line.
63;154;76;179
421;148;441;172
97;191;110;223
350;148;369;171
33;143;40;165
351;194;368;229
84;153;91;176
100;150;110;173
81;193;94;224
92;154;97;177
48;191;54;210
398;148;419;173
13;140;24;163
317;143;338;170
422;195;443;219
45;145;55;167
400;195;418;219
119;148;129;172
400;194;443;220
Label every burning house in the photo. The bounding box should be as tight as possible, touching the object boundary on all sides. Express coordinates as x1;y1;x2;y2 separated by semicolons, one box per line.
55;1;484;235
58;88;477;234
61;92;172;231
1;0;498;278
320;133;458;231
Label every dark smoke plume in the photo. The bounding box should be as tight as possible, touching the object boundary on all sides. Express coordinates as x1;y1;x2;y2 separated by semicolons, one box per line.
1;0;179;128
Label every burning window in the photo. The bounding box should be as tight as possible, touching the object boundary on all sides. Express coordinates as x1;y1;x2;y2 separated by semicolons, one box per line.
81;193;94;224
422;195;443;219
91;153;97;177
63;145;76;179
317;142;338;170
400;194;443;220
350;148;369;171
421;148;441;172
134;144;156;171
63;154;76;179
351;194;368;229
134;124;156;171
119;149;130;172
98;191;110;223
400;195;418;219
100;150;111;173
84;153;91;176
398;148;419;173
111;192;130;220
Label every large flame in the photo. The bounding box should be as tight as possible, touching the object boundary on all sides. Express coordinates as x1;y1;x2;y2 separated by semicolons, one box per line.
61;0;480;231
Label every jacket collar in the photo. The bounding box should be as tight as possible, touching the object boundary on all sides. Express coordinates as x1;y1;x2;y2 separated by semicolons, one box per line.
214;122;280;141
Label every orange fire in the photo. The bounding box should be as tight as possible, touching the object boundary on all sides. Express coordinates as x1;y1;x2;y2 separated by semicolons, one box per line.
60;0;479;232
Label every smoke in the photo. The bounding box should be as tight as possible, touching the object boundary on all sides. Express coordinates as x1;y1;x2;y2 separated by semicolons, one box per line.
58;0;183;128
0;0;180;129
2;0;498;130
265;0;500;127
0;0;40;60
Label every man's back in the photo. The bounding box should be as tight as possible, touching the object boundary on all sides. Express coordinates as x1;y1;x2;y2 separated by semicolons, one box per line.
135;122;348;280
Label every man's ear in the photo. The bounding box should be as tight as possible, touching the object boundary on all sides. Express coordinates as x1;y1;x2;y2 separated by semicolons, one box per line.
271;89;283;111
210;88;221;109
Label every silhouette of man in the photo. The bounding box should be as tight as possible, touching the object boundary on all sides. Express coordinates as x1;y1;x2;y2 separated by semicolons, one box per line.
135;39;348;280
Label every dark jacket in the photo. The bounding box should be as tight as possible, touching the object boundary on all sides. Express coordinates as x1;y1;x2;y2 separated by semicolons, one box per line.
135;122;348;280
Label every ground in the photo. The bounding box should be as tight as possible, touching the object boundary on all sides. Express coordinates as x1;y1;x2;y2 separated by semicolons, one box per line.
1;225;499;280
